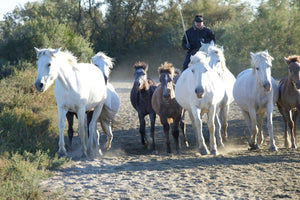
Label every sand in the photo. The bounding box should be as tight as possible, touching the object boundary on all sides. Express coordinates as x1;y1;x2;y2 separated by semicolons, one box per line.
40;81;300;200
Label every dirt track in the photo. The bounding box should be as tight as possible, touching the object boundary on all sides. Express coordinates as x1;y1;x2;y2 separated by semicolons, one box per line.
40;81;300;199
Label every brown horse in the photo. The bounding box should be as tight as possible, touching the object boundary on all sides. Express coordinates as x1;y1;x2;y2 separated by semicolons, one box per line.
130;62;157;153
277;55;300;149
151;62;189;154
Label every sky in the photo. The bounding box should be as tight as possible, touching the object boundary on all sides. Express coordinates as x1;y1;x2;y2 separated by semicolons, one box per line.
1;0;38;20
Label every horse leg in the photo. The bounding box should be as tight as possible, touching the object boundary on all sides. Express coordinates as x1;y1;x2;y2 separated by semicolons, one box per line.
180;109;189;148
291;109;298;149
248;109;259;149
190;107;209;155
150;113;157;154
58;108;68;157
221;105;229;142
100;121;113;150
86;110;93;138
77;109;88;157
208;106;218;155
172;116;181;154
277;103;290;148
66;112;75;150
266;103;277;151
161;118;171;153
287;110;294;148
138;113;147;146
257;113;264;146
87;104;104;156
215;113;224;149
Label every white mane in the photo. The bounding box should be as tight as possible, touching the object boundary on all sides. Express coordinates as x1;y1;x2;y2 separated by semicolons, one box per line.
189;51;209;68
92;52;114;78
251;50;273;70
35;47;78;68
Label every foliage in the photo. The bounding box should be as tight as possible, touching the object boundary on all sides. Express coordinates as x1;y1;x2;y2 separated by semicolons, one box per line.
0;16;93;63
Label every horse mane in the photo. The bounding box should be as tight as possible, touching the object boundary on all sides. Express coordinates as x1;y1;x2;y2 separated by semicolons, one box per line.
189;51;209;69
158;62;175;77
133;61;148;71
37;48;78;69
251;51;273;69
92;51;115;78
286;55;300;63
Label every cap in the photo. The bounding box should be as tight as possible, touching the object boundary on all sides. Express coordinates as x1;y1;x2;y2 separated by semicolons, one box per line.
194;15;203;22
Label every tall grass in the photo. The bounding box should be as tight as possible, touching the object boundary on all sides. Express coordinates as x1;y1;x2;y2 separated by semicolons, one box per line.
0;63;68;199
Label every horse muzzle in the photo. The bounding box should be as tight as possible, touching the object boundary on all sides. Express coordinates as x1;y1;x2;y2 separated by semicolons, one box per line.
263;82;271;92
195;86;204;99
34;80;45;92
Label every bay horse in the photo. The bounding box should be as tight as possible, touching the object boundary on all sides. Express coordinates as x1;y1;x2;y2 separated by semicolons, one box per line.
151;62;189;154
34;47;106;157
130;61;157;153
175;51;226;155
277;55;300;149
233;50;278;151
66;52;120;151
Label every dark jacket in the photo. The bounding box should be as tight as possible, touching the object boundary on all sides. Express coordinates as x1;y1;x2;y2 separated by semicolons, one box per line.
182;26;215;55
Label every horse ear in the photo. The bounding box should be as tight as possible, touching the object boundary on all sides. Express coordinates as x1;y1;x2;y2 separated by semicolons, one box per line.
284;57;289;65
264;50;268;54
220;46;224;52
210;40;214;46
250;52;255;58
34;47;40;55
54;47;61;54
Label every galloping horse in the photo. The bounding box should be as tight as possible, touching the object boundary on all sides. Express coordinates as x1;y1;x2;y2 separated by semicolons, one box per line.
151;62;189;154
34;47;107;157
233;50;278;151
277;55;300;149
130;62;157;153
175;51;226;155
66;52;120;151
208;45;236;142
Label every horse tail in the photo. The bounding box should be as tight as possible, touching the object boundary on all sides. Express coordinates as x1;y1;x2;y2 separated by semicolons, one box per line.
99;104;118;125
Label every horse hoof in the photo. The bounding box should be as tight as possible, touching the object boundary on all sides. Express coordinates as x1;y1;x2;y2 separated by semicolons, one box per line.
269;146;278;151
249;144;259;150
152;150;158;155
185;141;189;148
210;150;218;155
199;148;209;155
292;144;297;149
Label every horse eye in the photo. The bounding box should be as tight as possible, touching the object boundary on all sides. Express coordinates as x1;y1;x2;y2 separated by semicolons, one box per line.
256;67;259;70
48;63;51;67
191;69;194;73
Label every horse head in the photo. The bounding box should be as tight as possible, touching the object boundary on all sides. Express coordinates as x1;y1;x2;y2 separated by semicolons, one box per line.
208;45;226;76
92;52;114;81
250;50;273;92
199;40;214;53
285;55;300;89
34;47;62;92
158;62;175;99
189;52;211;99
133;61;149;90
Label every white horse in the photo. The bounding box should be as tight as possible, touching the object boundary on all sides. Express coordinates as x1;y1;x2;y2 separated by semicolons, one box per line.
175;51;226;155
34;47;107;157
208;45;236;142
233;50;278;151
92;52;120;150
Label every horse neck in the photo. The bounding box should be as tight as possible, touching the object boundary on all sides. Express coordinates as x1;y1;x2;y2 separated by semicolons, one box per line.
55;59;78;90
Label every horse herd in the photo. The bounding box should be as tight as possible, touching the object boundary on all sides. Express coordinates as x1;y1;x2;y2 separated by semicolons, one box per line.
33;43;300;158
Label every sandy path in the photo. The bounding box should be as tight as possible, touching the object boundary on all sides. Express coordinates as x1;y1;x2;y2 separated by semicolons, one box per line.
40;81;300;199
